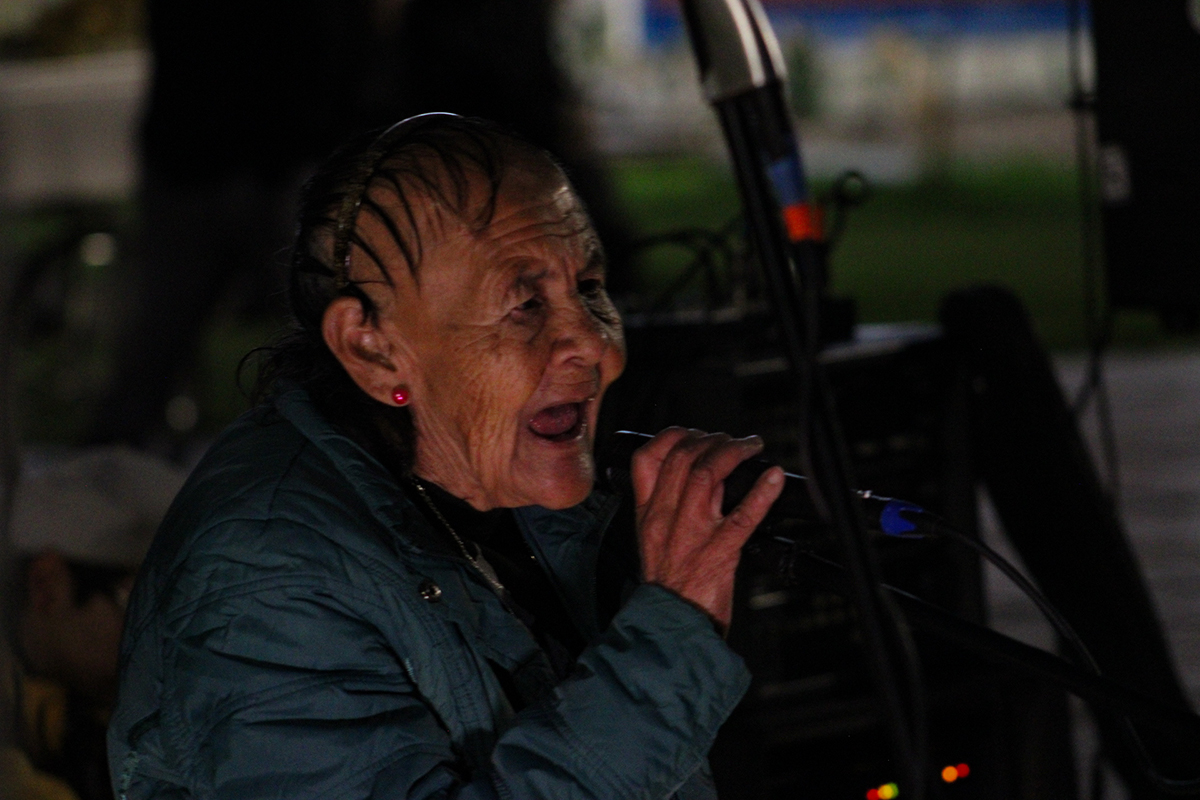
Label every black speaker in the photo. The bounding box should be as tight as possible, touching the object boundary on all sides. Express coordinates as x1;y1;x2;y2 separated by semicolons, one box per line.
1091;0;1200;330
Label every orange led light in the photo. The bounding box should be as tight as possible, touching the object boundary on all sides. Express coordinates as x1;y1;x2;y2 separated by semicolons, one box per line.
941;766;959;783
781;203;824;242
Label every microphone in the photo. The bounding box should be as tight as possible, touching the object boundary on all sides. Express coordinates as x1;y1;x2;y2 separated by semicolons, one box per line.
682;0;821;247
600;431;941;540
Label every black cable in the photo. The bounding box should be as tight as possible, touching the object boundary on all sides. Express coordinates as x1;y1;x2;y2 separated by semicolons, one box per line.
928;517;1200;795
820;170;871;255
934;522;1098;673
795;240;930;800
792;550;1200;743
628;218;743;312
792;190;930;800
879;582;931;796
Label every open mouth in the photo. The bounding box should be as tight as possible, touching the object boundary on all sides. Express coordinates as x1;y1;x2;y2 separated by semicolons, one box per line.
528;402;586;442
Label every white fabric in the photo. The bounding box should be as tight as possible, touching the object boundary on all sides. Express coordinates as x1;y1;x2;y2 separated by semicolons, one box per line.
9;446;185;568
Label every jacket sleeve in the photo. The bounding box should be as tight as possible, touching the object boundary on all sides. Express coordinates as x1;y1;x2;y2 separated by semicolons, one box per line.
143;556;492;800
145;537;747;800
486;584;749;800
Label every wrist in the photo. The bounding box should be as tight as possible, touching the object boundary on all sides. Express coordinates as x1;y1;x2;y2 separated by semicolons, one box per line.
642;580;730;637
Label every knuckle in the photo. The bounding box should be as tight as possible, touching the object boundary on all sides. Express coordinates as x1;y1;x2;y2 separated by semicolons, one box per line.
725;505;756;530
660;449;687;473
643;431;676;453
691;460;719;481
664;440;701;468
636;505;666;531
694;433;731;460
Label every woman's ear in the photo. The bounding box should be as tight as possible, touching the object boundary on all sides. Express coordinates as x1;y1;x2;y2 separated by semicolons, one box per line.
322;296;402;405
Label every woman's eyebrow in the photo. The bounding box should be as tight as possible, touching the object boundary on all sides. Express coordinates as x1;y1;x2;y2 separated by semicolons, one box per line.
513;265;549;286
502;265;548;299
582;246;607;277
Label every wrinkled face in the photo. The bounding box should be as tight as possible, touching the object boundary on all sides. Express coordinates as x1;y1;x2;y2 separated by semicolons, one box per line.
351;157;625;510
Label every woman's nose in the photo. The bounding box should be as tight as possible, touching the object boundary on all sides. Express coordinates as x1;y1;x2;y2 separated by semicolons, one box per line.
550;298;610;366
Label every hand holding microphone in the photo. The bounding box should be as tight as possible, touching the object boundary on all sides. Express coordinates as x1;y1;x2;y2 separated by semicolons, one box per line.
630;428;785;634
605;430;942;541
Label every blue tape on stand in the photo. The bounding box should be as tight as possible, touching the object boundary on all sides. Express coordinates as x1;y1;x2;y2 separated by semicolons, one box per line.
879;499;926;538
767;154;808;206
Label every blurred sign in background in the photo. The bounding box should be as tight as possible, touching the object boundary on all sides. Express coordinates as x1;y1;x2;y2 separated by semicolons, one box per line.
0;0;143;204
0;49;144;204
563;0;1086;182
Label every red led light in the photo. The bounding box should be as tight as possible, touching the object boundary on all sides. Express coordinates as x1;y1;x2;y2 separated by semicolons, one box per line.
867;790;880;800
957;763;970;778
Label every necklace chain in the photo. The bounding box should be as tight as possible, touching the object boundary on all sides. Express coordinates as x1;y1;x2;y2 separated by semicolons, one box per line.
409;478;508;596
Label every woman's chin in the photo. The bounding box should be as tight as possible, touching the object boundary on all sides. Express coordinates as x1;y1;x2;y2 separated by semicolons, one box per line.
515;447;596;509
533;485;591;510
522;463;594;509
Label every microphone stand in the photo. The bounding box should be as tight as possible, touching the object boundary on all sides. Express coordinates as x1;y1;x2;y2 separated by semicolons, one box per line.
679;2;926;796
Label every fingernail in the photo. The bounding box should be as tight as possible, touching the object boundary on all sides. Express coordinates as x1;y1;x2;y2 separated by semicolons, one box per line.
766;468;783;485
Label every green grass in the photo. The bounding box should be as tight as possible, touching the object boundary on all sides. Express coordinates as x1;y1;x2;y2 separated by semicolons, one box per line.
610;156;1190;351
830;164;1089;348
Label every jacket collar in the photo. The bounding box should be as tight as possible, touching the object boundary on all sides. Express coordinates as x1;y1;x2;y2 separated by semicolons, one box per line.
273;386;457;559
515;494;620;639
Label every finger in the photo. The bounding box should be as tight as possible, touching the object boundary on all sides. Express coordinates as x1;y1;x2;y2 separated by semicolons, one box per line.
643;429;715;515
678;435;763;520
710;479;725;518
631;427;691;508
715;465;785;549
634;430;706;568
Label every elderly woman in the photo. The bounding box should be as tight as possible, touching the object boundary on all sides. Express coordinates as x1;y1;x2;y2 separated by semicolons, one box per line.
107;114;784;800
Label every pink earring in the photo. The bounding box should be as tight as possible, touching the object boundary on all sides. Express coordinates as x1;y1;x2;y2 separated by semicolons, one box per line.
391;386;411;406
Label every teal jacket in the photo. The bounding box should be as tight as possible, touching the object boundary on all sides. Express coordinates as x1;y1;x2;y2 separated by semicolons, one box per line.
107;388;751;800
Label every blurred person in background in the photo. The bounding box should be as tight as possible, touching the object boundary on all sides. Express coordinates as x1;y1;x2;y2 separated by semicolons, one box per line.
4;447;184;800
86;0;372;447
